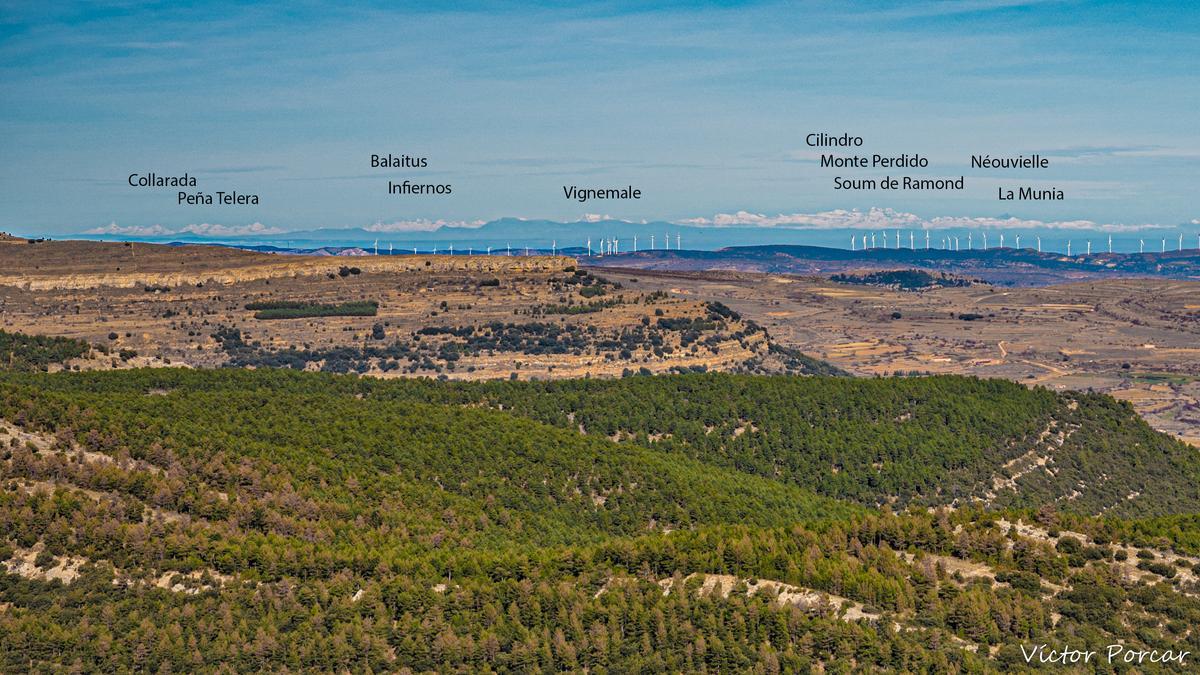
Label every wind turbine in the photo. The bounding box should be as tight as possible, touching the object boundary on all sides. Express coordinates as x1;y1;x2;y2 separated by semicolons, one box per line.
895;230;901;248
1139;239;1144;253
374;239;379;256
676;233;681;250
909;231;914;249
870;233;876;248
954;236;960;251
587;238;592;256
925;230;930;250
1000;233;1005;249
850;235;856;251
665;231;670;250
1015;234;1021;249
650;234;655;250
633;235;637;252
1086;241;1091;255
1162;237;1167;253
1108;235;1112;253
1067;241;1072;256
1179;233;1184;251
968;232;973;249
551;240;556;255
1036;236;1041;253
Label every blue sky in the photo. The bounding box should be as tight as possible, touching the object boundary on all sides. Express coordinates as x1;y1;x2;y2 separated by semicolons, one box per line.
1;0;1197;238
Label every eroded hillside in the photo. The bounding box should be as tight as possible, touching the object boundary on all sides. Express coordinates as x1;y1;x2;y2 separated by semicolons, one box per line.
0;240;837;379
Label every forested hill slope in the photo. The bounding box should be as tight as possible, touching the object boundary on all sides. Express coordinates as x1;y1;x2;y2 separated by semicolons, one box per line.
4;369;1200;671
370;373;1200;518
9;369;1198;518
0;371;858;554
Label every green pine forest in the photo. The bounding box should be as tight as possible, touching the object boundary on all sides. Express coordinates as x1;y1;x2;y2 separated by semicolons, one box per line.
3;336;1200;672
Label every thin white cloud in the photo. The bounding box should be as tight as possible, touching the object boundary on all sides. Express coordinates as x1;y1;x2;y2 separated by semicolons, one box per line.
181;222;285;236
84;222;285;237
84;222;173;236
677;208;1165;233
363;219;485;233
115;41;189;50
581;214;636;223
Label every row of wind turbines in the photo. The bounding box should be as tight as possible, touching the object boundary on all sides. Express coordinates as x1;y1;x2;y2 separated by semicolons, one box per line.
365;232;687;257
850;231;1200;256
359;230;1198;257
